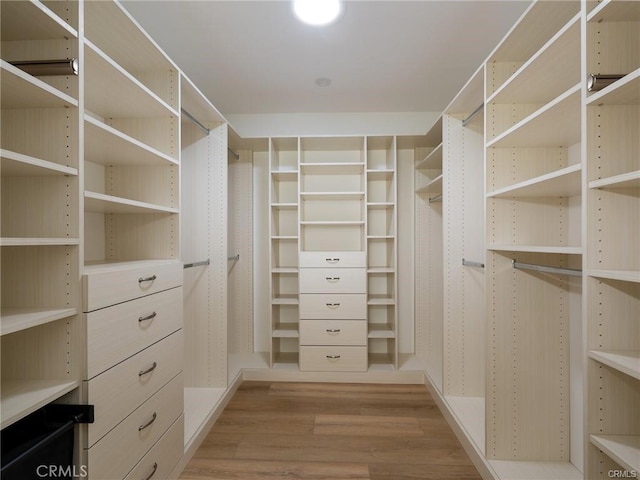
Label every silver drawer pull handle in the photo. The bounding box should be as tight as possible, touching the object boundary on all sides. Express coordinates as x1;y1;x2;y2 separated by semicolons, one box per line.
326;303;341;308
138;412;157;431
138;312;157;322
325;277;340;282
325;258;340;264
138;361;157;377
138;275;157;283
326;329;341;334
143;462;158;480
326;355;341;359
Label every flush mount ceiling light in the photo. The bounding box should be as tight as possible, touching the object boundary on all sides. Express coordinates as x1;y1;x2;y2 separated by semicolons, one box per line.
293;0;344;26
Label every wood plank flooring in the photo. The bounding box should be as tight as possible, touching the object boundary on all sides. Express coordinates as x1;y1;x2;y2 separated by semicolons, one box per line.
179;381;482;480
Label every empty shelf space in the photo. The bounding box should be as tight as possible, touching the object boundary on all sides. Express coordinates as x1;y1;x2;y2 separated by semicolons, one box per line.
0;0;77;41
84;191;179;214
272;324;299;338
300;163;364;175
366;169;394;180
416;143;443;170
271;297;299;305
84;115;178;167
271;170;299;179
1;379;79;429
590;269;640;283
487;164;582;198
590;435;640;474
368;325;396;338
367;296;395;305
587;68;640;106
488;245;583;255
83;258;180;275
589;350;640;380
1;237;80;246
0;60;78;109
300;221;365;226
1;307;78;337
590;170;640;190
300;192;365;200
271;267;298;274
415;174;443;195
271;203;298;209
0;149;78;177
588;0;640;23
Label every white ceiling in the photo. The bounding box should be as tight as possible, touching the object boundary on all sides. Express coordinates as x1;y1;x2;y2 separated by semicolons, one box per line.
122;0;529;118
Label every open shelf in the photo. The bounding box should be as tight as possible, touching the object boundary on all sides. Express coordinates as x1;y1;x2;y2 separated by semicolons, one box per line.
0;1;77;41
588;350;640;380
587;68;640;106
415;143;443;170
1;238;80;247
587;0;640;23
415;174;443;196
0;149;77;177
590;170;640;190
271;297;299;305
590;435;640;474
487;164;582;198
272;324;299;338
1;307;78;337
368;324;395;339
590;269;640;284
300;192;365;200
84;191;179;214
488;245;582;255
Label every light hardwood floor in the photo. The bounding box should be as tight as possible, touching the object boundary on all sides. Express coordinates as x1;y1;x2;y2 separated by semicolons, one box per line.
179;381;482;480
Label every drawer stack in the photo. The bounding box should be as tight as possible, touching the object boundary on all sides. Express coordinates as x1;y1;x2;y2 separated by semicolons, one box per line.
82;260;184;480
299;252;367;371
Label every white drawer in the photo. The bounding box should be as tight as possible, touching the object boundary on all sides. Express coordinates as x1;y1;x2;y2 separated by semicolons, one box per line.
86;331;183;447
86;287;183;378
123;415;184;480
300;320;367;346
83;260;182;312
300;251;366;268
87;373;183;480
299;346;367;372
299;268;366;294
299;294;366;319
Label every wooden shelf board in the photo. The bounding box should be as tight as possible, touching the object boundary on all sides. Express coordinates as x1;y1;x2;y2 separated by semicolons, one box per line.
84;41;177;119
445;396;486;455
271;268;298;274
300;163;364;175
1;307;78;337
84;191;178;214
590;170;640;190
83;259;180;275
300;192;365;200
487;85;581;148
487;164;582;198
588;350;640;380
1;380;79;429
1;237;80;246
590;435;640;473
300;221;365;226
588;0;640;23
589;269;640;283
367;297;395;305
271;236;298;240
367;235;394;240
416;143;443;170
368;353;395;368
272;297;299;305
489;460;582;480
271;203;298;209
367;202;394;210
0;0;77;41
272;323;299;338
0;149;77;177
0;60;78;109
273;352;299;366
271;170;298;177
85;115;178;167
366;169;394;180
367;268;395;274
368;325;396;338
587;69;640;106
488;245;582;255
416;174;443;195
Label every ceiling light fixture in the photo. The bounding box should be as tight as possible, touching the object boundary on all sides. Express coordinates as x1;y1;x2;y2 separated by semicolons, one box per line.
293;0;344;26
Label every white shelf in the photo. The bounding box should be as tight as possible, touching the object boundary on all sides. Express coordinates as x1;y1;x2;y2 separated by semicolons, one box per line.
368;325;395;338
0;0;77;41
590;170;640;190
83;258;180;275
487;164;582;198
367;169;394;180
415;174;443;195
271;170;298;178
588;0;640;23
85;115;178;167
300;221;365;226
271;235;298;240
84;191;179;214
487;85;581;148
587;68;640;106
300;192;365;200
589;350;640;380
488;245;582;255
0;149;78;177
272;324;299;338
368;296;395;305
84;41;178;119
367;268;395;274
300;163;364;175
415;143;443;170
1;237;80;246
272;297;299;305
367;202;394;209
1;307;78;337
0;60;78;109
590;435;640;474
590;269;640;283
271;268;298;274
1;379;79;429
271;203;298;209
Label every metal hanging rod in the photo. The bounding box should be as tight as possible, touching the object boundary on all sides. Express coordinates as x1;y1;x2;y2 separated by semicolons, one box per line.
428;193;443;203
462;258;485;268
512;260;582;277
183;259;210;269
11;58;78;76
228;254;240;261
462;103;484;127
181;108;210;135
228;148;240;160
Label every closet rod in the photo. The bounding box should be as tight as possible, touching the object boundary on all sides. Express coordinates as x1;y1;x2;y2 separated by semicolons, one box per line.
228;254;240;261
181;108;210;135
183;259;210;269
428;193;443;203
512;260;581;277
462;258;484;268
11;58;78;76
462;103;484;127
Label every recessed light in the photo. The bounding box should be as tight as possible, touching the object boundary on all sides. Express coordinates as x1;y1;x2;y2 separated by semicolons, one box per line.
293;0;344;26
314;77;332;87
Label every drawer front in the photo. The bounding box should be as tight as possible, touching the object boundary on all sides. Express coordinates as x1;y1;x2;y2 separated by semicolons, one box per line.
300;320;367;346
300;251;366;268
299;346;367;372
299;268;366;294
299;293;366;319
83;261;182;312
88;373;183;480
86;287;183;378
123;415;184;480
87;331;183;447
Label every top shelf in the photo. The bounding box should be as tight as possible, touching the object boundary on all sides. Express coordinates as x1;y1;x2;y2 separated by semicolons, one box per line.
416;144;443;170
0;0;77;41
588;0;640;23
